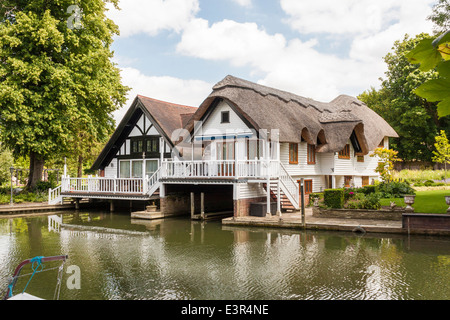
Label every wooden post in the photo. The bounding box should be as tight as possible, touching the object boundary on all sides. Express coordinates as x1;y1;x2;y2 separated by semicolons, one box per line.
110;200;115;212
201;192;205;220
266;136;271;218
75;198;80;210
277;180;281;218
190;192;195;219
300;178;305;227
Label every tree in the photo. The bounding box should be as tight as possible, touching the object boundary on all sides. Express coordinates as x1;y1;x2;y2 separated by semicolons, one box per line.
370;148;399;182
432;130;450;178
358;33;450;162
407;31;450;118
0;145;14;185
427;0;450;34
0;1;129;188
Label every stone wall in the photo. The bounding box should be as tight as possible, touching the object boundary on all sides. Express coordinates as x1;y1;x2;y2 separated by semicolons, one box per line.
312;207;403;221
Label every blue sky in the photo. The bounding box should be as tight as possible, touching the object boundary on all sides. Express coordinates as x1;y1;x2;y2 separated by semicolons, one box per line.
106;0;436;123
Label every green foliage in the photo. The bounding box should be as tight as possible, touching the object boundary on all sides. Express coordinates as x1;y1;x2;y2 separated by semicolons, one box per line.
407;31;450;118
376;181;416;198
358;33;450;162
0;146;14;184
432;130;450;179
427;0;450;34
0;1;129;183
324;189;345;209
346;193;382;210
370;148;399;182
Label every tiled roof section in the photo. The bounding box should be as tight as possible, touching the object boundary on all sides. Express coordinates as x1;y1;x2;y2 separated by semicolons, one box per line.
137;95;197;143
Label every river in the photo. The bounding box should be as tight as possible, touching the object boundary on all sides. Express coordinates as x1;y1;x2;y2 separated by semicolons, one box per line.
0;210;449;300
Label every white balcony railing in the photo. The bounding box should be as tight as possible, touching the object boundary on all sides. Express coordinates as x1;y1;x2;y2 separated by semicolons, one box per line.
160;160;280;179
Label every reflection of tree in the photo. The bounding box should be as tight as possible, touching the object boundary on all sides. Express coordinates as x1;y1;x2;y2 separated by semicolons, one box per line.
28;219;43;253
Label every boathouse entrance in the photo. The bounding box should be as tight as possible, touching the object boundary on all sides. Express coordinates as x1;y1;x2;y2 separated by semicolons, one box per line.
160;184;234;220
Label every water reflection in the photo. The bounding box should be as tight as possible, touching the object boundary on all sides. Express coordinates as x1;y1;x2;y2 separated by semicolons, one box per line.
0;211;449;300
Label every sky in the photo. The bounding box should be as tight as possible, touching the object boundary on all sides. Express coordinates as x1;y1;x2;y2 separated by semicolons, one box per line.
105;0;436;124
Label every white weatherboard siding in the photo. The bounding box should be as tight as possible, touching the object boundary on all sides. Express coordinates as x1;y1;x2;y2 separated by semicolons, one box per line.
237;183;267;199
199;100;253;137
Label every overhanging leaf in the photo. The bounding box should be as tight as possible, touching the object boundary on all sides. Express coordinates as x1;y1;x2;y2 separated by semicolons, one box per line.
406;38;442;71
437;60;450;79
414;78;450;102
437;99;450;118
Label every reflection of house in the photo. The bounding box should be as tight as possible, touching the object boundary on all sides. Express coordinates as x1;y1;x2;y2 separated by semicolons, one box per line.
49;75;398;218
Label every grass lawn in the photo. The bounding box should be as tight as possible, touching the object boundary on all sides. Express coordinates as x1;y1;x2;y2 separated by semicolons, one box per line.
380;189;450;214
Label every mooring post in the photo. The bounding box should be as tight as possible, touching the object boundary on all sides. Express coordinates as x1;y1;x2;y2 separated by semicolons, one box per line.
300;178;305;227
201;192;205;220
190;192;195;219
75;198;80;210
110;200;114;213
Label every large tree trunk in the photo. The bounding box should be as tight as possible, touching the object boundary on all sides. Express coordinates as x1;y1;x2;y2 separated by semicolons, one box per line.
77;155;83;178
27;151;44;190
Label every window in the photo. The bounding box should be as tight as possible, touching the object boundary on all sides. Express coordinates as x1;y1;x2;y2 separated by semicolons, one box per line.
146;137;159;153
357;155;364;162
299;179;313;194
246;139;260;160
378;138;384;148
146;160;159;177
344;176;353;188
307;144;316;164
221;111;230;123
338;144;350;159
289;143;298;164
131;140;143;154
305;180;313;194
362;176;369;187
119;161;130;178
132;160;143;178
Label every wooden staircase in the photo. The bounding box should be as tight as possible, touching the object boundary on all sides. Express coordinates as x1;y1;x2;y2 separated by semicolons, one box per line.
263;182;297;211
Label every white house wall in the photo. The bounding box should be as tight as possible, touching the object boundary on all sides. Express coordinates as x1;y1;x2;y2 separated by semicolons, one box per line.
198;100;253;138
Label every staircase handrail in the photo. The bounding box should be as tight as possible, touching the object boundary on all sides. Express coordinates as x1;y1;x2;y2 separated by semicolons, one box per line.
278;162;300;209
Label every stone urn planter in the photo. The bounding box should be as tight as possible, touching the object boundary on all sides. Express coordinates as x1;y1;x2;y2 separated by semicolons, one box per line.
445;196;450;213
403;195;416;213
146;202;157;212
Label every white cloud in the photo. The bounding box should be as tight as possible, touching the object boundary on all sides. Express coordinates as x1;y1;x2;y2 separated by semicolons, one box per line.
177;18;377;101
106;0;200;37
280;0;433;36
113;67;212;123
231;0;252;8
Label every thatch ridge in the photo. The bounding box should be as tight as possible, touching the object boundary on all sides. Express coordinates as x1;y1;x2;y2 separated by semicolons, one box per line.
187;75;398;154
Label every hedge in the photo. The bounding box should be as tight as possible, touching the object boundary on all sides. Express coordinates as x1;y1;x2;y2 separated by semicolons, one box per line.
324;188;344;209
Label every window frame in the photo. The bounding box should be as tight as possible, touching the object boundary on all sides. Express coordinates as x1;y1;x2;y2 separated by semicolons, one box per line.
289;143;298;164
221;111;230;124
338;144;350;159
307;144;316;165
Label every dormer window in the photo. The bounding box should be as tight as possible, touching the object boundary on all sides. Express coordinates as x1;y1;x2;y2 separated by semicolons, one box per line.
221;111;230;123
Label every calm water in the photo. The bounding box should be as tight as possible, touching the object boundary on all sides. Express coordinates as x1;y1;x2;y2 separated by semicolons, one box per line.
0;210;449;300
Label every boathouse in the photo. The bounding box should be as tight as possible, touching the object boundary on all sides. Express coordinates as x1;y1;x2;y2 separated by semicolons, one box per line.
49;75;398;218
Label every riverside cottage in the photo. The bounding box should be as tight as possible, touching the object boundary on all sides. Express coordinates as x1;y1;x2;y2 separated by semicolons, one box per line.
49;75;398;218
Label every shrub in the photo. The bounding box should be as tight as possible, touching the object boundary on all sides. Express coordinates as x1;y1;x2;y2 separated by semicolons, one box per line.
362;185;377;194
33;181;56;192
324;189;345;208
361;192;382;210
376;181;415;198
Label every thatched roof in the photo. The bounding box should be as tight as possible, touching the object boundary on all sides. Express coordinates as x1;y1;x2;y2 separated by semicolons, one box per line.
185;75;398;154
